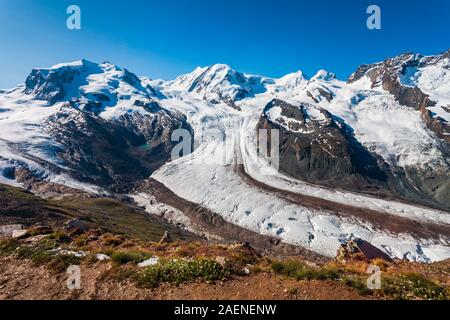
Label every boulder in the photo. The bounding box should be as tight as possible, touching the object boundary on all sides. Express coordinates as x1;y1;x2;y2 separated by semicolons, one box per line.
138;257;159;267
336;238;393;263
23;235;47;244
12;229;29;239
96;254;111;261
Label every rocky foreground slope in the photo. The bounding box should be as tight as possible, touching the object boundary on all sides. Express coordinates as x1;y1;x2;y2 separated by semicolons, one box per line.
0;218;448;300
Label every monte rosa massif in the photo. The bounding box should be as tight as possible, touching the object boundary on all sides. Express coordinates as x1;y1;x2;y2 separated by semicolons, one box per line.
0;50;449;262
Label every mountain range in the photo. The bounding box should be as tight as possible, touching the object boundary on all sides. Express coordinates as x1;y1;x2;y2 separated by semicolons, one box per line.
1;50;449;263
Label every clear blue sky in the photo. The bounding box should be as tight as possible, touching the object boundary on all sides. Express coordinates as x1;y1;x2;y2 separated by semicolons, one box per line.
0;0;448;88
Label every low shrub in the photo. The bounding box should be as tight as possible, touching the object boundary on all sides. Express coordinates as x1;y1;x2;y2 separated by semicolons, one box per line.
0;239;19;256
137;258;228;288
382;273;448;300
48;231;72;244
110;250;151;265
14;238;78;270
229;251;258;269
271;260;342;281
48;254;82;273
342;275;373;296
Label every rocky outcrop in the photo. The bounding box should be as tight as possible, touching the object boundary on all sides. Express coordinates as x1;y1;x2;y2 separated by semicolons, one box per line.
0;224;23;237
257;99;389;193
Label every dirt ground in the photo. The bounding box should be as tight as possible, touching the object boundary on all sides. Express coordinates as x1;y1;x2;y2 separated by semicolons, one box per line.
0;257;368;300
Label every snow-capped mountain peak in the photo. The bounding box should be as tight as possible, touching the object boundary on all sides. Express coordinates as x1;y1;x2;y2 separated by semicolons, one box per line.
170;64;229;91
311;69;336;81
274;70;306;88
165;63;266;107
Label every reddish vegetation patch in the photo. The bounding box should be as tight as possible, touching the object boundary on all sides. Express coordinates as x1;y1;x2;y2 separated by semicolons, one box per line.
0;257;368;300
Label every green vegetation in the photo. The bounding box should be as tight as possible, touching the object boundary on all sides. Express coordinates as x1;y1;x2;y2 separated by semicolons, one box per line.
0;239;19;256
110;250;151;265
16;239;58;266
17;245;81;273
272;259;449;300
271;260;342;281
382;273;449;300
16;245;50;264
48;231;72;243
136;259;229;287
342;275;373;295
0;236;81;273
101;234;124;247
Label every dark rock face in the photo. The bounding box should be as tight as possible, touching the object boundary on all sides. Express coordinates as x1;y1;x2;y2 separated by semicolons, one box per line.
257;99;388;192
43;103;192;193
